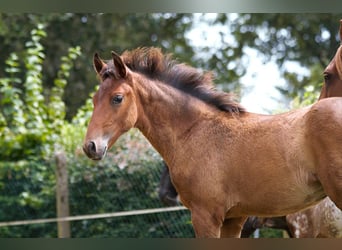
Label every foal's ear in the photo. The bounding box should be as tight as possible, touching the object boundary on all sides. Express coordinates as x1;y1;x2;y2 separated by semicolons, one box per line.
93;53;105;74
111;51;127;79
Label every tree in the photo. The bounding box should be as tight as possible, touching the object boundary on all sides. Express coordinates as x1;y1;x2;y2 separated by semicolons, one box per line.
0;14;198;120
0;23;81;160
213;13;341;101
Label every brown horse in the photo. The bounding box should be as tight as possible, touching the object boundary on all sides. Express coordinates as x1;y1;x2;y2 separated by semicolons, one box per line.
282;19;342;238
319;20;342;99
83;46;342;238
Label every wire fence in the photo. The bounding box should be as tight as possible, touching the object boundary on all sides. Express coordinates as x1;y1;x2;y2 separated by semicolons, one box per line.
0;154;195;238
0;206;188;227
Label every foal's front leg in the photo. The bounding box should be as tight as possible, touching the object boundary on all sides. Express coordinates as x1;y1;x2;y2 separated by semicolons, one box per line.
191;209;247;238
220;217;248;238
191;209;223;238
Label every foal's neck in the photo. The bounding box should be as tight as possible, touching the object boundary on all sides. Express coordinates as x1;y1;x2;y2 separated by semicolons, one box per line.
134;77;217;163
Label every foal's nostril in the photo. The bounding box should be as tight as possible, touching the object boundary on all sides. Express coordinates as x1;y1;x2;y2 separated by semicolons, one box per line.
88;141;96;153
83;140;106;160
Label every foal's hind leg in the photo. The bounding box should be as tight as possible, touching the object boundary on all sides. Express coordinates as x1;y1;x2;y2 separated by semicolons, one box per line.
220;217;248;238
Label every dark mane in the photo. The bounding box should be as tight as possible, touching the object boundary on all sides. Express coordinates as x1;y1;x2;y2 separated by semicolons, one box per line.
120;47;245;114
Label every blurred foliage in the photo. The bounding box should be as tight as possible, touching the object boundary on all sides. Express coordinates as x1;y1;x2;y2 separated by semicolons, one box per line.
0;159;56;237
258;228;284;238
1;13;341;111
214;13;341;101
283;64;323;106
224;14;341;67
0;23;81;160
0;13;198;120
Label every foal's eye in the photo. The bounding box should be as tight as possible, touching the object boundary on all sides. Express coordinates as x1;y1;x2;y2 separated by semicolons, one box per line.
111;94;124;105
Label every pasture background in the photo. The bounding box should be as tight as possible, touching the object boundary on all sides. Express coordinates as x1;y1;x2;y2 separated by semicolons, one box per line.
0;13;341;237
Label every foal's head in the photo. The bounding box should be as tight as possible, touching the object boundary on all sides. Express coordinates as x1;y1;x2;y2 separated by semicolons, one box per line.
83;47;245;160
83;52;138;160
319;19;342;99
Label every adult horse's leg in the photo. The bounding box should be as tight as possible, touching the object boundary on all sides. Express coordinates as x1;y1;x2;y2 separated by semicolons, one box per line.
286;210;316;238
220;217;248;238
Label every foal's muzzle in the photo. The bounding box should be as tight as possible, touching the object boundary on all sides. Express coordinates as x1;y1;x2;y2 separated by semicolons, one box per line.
83;140;107;160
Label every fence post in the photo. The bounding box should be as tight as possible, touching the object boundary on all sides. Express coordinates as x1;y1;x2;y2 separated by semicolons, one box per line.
55;150;71;238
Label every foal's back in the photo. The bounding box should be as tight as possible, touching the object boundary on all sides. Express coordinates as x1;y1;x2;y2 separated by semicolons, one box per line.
225;98;342;216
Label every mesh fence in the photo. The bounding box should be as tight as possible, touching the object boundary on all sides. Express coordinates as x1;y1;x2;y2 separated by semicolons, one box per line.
0;155;195;237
